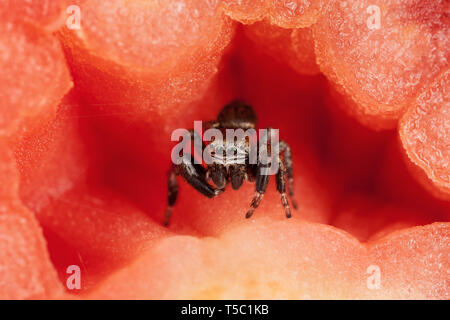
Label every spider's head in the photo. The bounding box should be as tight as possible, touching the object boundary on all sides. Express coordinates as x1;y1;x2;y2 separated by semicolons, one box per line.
207;137;249;166
206;137;250;190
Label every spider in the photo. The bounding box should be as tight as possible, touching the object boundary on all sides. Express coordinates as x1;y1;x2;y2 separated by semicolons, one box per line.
164;100;297;226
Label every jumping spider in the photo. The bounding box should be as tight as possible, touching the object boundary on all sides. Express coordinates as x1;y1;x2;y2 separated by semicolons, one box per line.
164;100;297;226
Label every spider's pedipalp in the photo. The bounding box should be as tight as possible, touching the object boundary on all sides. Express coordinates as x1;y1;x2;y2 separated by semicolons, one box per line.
229;164;246;190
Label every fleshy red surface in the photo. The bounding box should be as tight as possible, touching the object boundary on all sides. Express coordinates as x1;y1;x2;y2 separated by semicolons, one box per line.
244;22;320;75
0;142;62;299
0;0;68;30
400;69;449;199
312;0;449;129
220;0;326;28
0;22;71;133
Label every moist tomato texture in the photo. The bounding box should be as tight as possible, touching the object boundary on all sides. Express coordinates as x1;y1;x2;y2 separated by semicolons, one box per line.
0;0;448;299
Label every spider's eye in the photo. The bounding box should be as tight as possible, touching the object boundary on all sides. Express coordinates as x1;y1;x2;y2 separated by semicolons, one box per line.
215;145;225;154
228;146;238;154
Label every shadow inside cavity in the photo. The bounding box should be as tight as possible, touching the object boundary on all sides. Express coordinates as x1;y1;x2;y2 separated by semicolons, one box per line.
78;29;448;240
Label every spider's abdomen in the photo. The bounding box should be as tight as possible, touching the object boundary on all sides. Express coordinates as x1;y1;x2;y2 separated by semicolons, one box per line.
217;100;257;129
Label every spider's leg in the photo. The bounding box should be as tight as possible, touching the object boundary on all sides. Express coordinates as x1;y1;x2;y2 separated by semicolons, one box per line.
245;162;270;218
276;155;292;218
245;161;271;219
181;129;224;197
188;129;206;160
179;156;219;197
280;140;297;210
164;168;179;226
164;154;221;226
246;127;278;219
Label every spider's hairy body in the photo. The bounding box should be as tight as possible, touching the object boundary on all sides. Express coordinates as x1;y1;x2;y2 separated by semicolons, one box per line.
164;100;297;226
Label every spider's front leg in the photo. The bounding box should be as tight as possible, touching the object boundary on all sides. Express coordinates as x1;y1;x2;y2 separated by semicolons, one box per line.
164;154;222;226
164;129;221;226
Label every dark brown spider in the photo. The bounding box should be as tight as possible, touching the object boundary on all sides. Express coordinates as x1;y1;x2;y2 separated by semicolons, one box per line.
164;100;297;226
